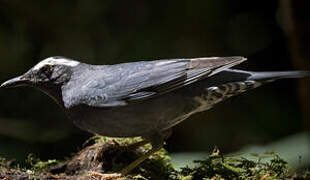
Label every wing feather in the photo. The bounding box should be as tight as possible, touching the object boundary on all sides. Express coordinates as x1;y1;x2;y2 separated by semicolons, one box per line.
62;57;246;108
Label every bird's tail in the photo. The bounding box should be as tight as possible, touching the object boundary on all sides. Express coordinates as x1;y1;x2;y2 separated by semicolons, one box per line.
248;71;310;81
200;70;310;110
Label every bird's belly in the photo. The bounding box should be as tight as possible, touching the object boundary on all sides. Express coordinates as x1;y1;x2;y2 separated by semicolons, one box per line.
66;90;201;138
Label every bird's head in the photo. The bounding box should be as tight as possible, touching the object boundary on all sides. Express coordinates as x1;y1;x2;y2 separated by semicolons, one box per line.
1;56;80;89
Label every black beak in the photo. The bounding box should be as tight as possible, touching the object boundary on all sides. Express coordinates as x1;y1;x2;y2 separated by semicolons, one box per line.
1;75;29;88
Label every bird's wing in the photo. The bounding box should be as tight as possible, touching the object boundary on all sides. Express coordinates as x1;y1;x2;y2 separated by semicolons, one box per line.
62;57;246;108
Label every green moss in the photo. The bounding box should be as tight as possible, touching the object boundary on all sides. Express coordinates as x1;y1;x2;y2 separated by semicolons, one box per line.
25;153;60;171
176;151;291;179
0;137;309;179
93;135;144;145
0;157;6;168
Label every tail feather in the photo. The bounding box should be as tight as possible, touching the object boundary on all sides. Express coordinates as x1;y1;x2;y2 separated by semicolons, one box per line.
197;69;310;110
163;69;310;129
248;71;310;81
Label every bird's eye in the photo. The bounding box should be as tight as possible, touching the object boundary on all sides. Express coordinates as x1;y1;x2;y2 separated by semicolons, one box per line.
40;65;53;78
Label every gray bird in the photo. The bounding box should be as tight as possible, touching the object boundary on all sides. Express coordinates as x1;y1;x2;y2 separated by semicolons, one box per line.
1;56;310;174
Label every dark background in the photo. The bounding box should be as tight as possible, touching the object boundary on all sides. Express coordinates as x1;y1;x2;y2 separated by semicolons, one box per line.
0;0;309;168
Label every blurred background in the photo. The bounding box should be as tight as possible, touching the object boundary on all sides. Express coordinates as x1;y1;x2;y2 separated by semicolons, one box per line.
0;0;309;169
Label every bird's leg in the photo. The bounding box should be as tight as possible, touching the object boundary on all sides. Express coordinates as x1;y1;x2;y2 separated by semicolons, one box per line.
126;139;149;151
120;130;171;175
120;142;164;175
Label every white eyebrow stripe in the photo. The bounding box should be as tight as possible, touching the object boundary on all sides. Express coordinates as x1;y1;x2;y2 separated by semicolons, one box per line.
33;57;80;70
